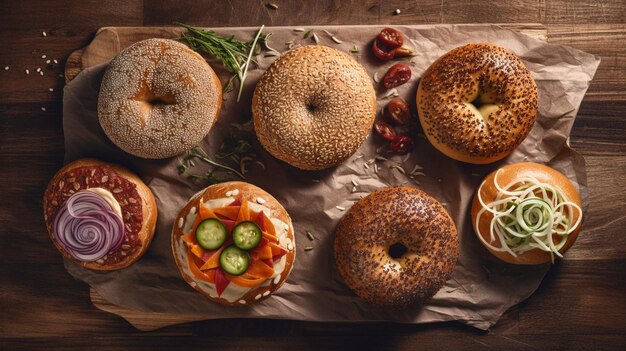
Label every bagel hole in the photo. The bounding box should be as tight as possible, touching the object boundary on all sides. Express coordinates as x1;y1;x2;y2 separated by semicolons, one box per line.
470;95;483;109
388;243;408;259
306;102;318;113
141;92;176;107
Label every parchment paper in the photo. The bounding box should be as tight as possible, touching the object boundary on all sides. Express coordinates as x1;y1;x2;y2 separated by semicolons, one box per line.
61;25;599;330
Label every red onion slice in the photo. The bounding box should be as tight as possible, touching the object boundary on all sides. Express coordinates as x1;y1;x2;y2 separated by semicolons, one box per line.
53;190;124;261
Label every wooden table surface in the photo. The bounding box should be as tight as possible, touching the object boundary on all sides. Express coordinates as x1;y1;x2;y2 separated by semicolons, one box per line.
1;1;624;350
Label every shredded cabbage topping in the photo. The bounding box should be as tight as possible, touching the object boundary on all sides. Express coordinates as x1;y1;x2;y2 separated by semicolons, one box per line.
475;169;582;262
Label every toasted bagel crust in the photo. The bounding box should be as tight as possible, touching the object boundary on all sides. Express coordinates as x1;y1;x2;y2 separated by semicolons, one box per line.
171;181;296;306
253;45;376;170
43;158;157;270
334;187;458;308
98;38;222;159
417;43;537;164
471;162;583;264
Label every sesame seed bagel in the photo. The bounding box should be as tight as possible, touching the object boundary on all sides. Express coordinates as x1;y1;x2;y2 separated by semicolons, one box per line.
334;187;458;308
417;43;538;164
253;45;376;170
98;38;222;159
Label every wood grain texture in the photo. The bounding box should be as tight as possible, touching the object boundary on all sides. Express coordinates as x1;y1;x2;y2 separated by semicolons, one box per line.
1;0;625;349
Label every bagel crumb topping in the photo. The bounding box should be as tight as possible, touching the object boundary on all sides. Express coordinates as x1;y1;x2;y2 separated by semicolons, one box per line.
417;43;537;163
98;38;221;159
334;187;458;308
253;45;376;170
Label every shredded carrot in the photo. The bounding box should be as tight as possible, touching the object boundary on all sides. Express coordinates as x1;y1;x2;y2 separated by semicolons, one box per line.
262;230;279;243
251;244;273;260
263;213;277;237
228;273;267;288
246;259;274;278
269;242;287;258
236;200;251;222
183;231;198;246
190;244;205;259
187;252;215;284
200;246;226;270
213;205;241;220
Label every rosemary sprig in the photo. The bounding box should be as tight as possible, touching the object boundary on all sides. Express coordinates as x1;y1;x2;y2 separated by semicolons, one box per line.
177;23;267;102
216;132;252;159
178;146;245;184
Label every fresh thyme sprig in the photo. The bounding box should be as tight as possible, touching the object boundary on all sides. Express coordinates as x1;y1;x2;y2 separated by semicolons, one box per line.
178;146;245;184
177;23;268;101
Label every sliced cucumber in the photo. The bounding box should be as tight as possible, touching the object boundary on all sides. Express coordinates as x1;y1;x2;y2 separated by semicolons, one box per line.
232;221;262;250
195;218;227;250
219;245;250;276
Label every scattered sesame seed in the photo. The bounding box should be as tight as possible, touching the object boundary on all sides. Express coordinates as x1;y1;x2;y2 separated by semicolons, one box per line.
306;231;315;241
41;55;46;59
293;28;305;32
231;189;239;196
58;74;64;78
287;242;293;250
336;205;346;211
42;31;47;37
4;66;8;70
311;179;320;183
46;60;50;64
25;69;29;74
374;164;379;173
331;36;343;44
352;186;357;192
351;179;359;187
304;246;314;252
49;88;54;91
312;33;319;44
39;71;43;76
373;72;380;83
394;9;401;15
36;67;41;72
438;178;443;183
256;197;267;204
363;163;369;169
225;190;232;197
53;59;58;64
41;107;46;111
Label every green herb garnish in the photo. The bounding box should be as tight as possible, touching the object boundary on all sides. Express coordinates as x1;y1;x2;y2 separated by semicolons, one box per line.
177;23;268;101
178;146;245;184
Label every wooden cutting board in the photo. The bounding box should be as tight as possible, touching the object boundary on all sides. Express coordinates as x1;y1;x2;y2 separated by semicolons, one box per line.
65;23;547;331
